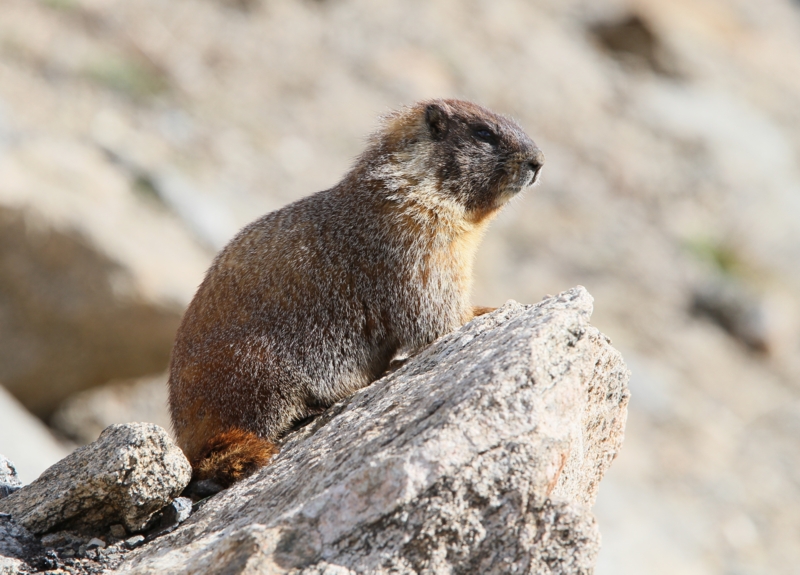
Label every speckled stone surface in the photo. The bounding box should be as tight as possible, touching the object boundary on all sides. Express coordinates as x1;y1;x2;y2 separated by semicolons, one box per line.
117;287;629;575
0;423;190;534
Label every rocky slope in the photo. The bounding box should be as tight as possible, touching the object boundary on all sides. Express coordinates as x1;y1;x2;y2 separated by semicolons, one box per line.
1;289;629;575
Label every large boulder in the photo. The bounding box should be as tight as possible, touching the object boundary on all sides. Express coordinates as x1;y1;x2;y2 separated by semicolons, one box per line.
0;136;211;417
115;287;629;575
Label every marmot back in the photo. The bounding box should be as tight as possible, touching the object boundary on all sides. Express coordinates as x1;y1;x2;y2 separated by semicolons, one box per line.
169;99;544;489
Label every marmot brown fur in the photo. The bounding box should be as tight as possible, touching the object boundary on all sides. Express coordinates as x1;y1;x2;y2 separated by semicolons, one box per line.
168;99;544;488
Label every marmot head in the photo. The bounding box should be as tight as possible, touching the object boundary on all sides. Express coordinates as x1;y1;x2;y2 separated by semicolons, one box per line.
363;99;544;221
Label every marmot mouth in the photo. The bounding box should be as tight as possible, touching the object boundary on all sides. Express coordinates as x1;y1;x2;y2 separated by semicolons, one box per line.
528;166;542;186
514;147;544;188
506;150;544;191
526;151;544;186
514;165;541;191
499;164;541;202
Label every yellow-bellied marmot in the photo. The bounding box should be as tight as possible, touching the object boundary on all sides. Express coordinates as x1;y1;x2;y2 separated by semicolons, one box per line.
169;99;544;489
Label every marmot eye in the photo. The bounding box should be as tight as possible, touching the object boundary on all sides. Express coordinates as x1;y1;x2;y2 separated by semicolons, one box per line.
472;126;497;144
472;126;497;146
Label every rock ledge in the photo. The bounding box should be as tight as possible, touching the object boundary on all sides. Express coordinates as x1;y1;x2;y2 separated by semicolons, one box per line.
117;286;630;575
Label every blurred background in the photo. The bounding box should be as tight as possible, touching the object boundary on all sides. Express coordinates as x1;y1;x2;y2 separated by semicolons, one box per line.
1;0;799;572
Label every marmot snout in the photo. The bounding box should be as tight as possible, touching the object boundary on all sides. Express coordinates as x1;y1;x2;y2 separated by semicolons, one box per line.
168;99;544;489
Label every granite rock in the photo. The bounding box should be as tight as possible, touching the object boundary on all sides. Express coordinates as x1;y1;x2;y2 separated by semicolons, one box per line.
116;287;629;575
0;423;191;534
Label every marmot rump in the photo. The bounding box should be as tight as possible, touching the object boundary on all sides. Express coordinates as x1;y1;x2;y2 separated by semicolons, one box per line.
168;99;544;488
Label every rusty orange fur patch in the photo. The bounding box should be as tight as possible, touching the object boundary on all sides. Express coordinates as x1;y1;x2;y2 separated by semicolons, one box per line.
194;429;277;488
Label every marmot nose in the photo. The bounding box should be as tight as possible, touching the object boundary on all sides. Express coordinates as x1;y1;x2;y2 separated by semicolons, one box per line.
527;149;545;184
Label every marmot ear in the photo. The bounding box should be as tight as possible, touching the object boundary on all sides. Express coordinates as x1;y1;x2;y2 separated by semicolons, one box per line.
425;103;449;141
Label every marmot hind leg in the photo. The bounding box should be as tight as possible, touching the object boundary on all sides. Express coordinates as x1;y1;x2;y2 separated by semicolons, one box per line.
193;428;278;489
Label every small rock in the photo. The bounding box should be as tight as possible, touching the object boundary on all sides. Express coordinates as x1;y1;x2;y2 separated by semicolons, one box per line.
0;556;26;574
167;497;192;525
0;514;41;564
0;454;21;500
183;478;224;500
692;279;769;352
0;423;191;534
40;530;86;551
87;537;106;549
39;549;58;570
144;496;195;539
40;533;62;548
125;535;145;549
109;523;127;539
